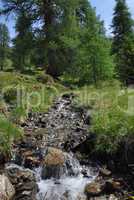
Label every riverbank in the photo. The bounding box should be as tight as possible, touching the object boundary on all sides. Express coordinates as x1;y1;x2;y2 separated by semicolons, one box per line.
0;93;134;200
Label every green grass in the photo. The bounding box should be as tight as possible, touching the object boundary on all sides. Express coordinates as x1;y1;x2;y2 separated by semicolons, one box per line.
75;80;134;153
0;71;65;114
0;115;23;156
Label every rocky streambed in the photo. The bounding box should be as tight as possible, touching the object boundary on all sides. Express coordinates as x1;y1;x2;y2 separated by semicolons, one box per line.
0;93;133;200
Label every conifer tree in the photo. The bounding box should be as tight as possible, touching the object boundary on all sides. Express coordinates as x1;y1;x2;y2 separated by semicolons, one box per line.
71;0;115;85
0;23;10;71
12;10;34;71
112;0;134;84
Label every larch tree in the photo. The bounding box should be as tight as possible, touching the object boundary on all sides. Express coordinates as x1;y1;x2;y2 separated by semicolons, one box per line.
112;0;134;84
71;0;115;85
0;23;10;71
12;10;34;71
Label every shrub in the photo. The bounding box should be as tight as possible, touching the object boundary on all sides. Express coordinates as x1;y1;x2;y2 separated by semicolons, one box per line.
36;73;54;84
3;87;17;104
0;100;8;115
91;85;134;153
75;80;134;153
0;116;23;156
10;106;27;124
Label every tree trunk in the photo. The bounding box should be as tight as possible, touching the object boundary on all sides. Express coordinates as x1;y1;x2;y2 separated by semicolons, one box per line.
42;0;59;78
0;60;4;71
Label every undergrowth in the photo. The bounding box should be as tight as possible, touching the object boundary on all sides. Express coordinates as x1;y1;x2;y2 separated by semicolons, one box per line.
75;80;134;153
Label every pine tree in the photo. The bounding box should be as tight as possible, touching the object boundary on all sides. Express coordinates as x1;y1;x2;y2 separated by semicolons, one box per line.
41;0;80;78
12;10;34;71
70;0;115;85
0;23;10;71
1;0;80;77
112;0;134;84
1;0;115;83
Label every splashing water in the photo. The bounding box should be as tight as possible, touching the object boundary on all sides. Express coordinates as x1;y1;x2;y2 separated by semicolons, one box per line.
36;153;98;200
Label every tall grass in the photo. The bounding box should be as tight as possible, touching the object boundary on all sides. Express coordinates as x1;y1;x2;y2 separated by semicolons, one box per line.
75;80;134;153
0;116;23;156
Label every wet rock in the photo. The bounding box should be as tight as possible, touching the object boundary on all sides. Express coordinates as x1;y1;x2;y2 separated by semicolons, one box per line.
6;166;38;200
89;195;118;200
76;195;87;200
62;93;74;99
100;168;111;177
42;148;65;179
104;179;122;193
0;174;15;200
85;182;104;197
84;110;91;125
0;153;6;166
22;94;90;152
109;194;118;200
44;148;65;166
24;156;41;169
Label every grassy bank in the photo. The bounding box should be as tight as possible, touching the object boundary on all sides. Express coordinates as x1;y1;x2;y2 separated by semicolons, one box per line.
0;71;65;114
75;80;134;154
0;71;66;155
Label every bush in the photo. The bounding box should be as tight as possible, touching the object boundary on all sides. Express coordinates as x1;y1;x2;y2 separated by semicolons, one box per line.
0;100;7;114
91;84;134;153
36;73;54;84
10;106;27;124
3;87;18;104
75;80;134;153
0;116;23;156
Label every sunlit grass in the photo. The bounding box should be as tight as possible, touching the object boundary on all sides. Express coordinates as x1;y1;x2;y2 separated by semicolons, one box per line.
75;80;134;153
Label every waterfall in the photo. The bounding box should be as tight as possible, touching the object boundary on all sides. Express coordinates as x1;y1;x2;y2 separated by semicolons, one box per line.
36;153;98;200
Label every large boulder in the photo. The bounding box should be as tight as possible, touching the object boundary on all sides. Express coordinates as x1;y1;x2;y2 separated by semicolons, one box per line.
44;148;65;166
42;147;65;179
0;174;15;200
6;166;38;200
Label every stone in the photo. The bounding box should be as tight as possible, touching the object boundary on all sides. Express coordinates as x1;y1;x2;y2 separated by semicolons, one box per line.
85;182;104;197
0;174;15;200
109;194;118;200
105;179;122;193
0;153;6;166
84;110;91;125
100;168;111;177
6;166;38;200
24;156;40;169
42;148;65;179
44;147;65;166
62;93;72;99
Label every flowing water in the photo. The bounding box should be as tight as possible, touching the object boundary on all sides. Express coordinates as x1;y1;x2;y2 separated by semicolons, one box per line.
36;153;98;200
9;94;98;200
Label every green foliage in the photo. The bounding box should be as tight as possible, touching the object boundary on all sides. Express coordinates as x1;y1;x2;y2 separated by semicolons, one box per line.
12;10;34;71
112;0;134;83
36;73;54;84
0;116;23;155
0;23;10;71
75;80;134;153
65;0;115;85
3;87;17;104
10;106;27;124
1;0;115;84
77;36;115;85
0;71;64;112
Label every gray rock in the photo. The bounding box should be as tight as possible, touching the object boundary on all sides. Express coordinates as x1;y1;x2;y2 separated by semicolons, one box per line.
0;174;15;200
6;166;38;200
42;147;65;179
85;182;104;197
